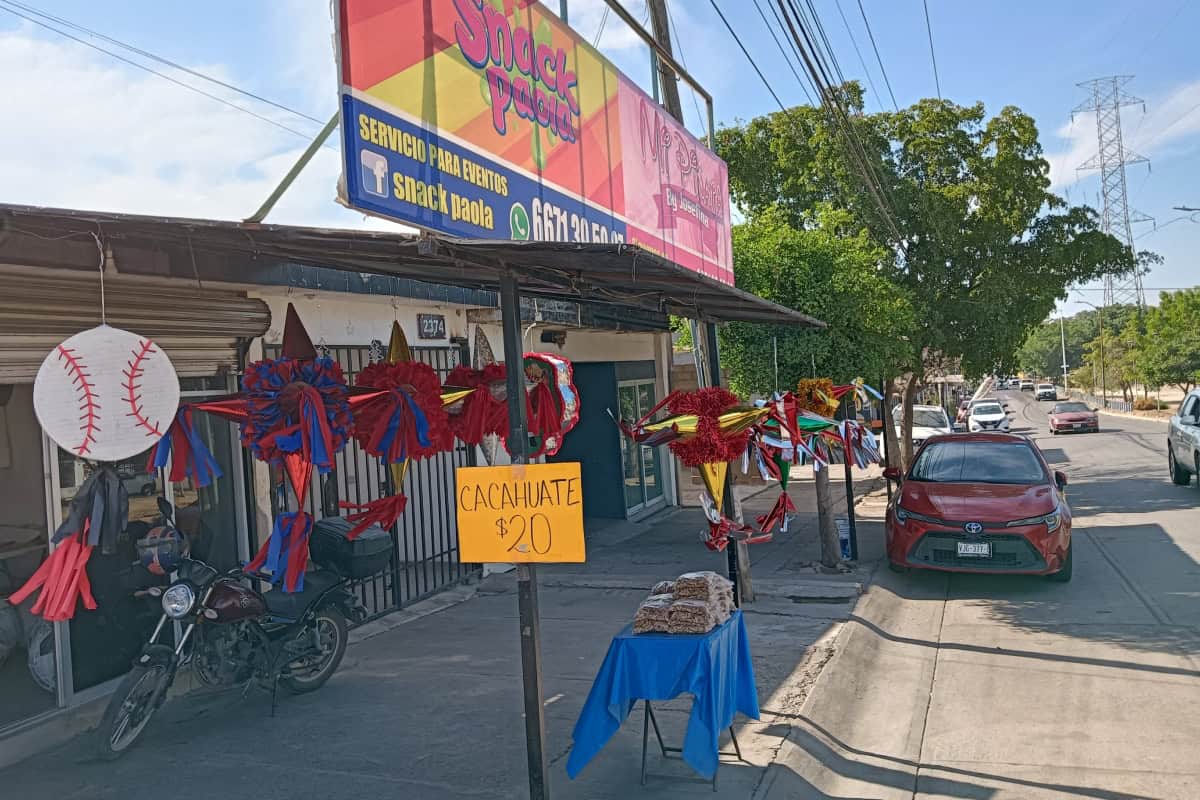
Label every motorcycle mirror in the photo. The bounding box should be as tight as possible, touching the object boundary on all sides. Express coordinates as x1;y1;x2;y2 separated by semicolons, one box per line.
156;496;174;521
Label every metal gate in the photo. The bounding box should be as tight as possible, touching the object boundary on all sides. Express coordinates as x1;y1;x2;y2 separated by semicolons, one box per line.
265;344;480;622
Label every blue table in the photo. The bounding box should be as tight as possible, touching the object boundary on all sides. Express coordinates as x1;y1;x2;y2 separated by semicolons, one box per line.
566;610;760;783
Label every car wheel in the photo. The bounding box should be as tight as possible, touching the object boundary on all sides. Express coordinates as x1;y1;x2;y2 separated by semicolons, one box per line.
1169;450;1191;486
140;483;155;497
1048;542;1072;583
1050;429;1058;435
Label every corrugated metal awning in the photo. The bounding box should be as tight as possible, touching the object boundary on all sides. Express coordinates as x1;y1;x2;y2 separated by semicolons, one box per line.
0;270;270;382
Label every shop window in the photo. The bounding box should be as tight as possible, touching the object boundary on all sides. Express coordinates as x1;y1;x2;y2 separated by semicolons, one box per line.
0;386;55;728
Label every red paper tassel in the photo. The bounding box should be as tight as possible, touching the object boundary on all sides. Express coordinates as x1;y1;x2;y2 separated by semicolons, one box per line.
9;531;96;621
339;494;408;538
756;491;796;534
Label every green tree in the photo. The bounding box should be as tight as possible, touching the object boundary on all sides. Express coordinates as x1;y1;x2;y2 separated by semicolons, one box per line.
717;208;916;397
1139;289;1200;393
718;88;1135;462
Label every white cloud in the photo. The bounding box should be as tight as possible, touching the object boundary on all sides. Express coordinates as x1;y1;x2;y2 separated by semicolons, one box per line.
0;21;407;232
1045;78;1200;192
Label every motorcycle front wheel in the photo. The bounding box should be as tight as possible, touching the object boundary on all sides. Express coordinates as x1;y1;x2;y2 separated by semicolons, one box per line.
280;607;347;694
95;662;171;760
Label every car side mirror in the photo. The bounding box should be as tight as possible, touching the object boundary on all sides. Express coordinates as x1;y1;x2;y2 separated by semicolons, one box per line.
1182;415;1198;426
882;466;902;482
1054;471;1068;490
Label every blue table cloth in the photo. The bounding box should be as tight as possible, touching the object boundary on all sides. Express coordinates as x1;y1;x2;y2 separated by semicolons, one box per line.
566;610;760;780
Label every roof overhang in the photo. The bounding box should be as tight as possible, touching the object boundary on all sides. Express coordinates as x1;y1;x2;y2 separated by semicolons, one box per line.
0;205;824;328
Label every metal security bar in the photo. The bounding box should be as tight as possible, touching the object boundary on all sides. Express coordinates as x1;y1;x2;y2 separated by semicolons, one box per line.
264;343;478;622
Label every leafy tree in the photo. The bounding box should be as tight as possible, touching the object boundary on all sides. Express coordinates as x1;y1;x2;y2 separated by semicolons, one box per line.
1139;289;1200;393
716;209;916;397
718;87;1135;463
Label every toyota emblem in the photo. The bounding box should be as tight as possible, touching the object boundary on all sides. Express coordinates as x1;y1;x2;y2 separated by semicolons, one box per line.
964;522;983;535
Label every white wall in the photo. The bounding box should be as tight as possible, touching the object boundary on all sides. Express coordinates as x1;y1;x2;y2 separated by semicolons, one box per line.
251;288;470;350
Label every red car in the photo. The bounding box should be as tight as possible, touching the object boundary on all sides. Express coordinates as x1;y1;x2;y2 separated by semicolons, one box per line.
1048;401;1100;434
883;433;1072;581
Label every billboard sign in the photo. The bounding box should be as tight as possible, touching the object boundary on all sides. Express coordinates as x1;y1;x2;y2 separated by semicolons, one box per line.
335;0;733;284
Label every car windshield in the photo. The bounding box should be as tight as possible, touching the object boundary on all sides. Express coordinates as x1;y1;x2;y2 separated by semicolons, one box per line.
1038;384;1054;390
911;409;948;427
1053;402;1090;414
909;440;1047;484
972;403;1003;416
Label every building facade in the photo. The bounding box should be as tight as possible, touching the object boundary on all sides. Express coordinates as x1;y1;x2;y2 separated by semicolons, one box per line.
0;246;676;752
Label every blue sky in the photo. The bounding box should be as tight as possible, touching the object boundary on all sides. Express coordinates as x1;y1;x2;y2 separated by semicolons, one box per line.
0;0;1196;316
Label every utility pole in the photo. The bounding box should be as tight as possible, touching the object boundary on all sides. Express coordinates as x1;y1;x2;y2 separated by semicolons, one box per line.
646;0;752;598
647;0;683;121
1059;314;1069;388
1072;76;1153;309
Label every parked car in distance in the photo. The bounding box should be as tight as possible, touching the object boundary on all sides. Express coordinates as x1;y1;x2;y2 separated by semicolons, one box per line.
969;401;1010;432
895;404;952;447
1168;389;1200;487
883;433;1072;580
1048;401;1099;434
1036;383;1058;401
1019;379;1034;391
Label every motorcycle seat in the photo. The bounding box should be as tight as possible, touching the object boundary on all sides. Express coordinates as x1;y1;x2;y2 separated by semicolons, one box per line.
263;569;344;621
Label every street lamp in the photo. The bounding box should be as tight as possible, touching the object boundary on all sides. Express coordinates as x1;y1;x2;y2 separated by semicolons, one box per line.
1074;297;1106;408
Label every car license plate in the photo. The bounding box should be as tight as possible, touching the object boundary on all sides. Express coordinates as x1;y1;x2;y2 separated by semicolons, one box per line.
1072;423;1082;429
957;541;991;557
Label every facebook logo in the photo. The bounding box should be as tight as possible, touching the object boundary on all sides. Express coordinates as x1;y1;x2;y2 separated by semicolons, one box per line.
359;150;389;199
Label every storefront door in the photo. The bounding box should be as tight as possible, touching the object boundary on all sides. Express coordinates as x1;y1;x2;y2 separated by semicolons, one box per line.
617;380;665;515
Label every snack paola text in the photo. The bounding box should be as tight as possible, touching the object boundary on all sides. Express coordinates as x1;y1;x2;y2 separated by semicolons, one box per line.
453;0;581;143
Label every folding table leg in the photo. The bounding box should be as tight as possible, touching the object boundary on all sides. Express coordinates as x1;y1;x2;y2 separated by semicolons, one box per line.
641;701;650;786
646;701;668;756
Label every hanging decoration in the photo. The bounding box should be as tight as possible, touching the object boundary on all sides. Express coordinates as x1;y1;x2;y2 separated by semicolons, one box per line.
9;467;127;621
617;387;771;552
239;305;351;592
524;352;580;458
33;325;181;462
444;362;509;447
14;322;178;622
340;321;453;536
747;380;884;535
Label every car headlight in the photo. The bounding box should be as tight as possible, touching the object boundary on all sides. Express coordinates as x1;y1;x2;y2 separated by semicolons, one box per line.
161;584;196;619
1005;509;1061;532
895;505;941;526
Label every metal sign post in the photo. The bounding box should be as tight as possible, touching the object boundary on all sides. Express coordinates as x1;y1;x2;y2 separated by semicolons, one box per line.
499;272;550;800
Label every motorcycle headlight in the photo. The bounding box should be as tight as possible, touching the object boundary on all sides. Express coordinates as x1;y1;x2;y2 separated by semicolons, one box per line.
162;584;196;619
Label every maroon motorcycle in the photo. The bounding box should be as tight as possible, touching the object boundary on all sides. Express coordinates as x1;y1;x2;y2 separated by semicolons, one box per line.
96;500;388;759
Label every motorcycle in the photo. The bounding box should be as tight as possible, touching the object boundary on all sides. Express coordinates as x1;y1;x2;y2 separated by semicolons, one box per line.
95;498;372;759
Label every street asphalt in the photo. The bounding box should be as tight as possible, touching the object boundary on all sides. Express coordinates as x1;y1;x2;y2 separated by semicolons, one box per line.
766;388;1200;799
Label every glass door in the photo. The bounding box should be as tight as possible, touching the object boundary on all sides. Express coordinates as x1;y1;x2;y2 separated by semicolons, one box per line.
618;380;665;515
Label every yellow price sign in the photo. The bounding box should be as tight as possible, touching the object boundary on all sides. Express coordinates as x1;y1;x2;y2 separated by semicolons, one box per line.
455;462;585;563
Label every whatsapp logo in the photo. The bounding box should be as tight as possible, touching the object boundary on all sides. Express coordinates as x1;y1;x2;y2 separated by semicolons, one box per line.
509;202;531;241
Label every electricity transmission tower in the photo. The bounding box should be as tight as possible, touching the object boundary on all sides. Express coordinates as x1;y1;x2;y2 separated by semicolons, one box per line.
1072;76;1152;308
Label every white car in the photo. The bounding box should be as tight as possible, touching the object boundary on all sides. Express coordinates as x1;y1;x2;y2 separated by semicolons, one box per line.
1036;383;1058;401
895;404;952;447
968;401;1010;432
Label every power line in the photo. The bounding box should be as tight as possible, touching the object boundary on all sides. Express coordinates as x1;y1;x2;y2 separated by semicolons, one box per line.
0;1;326;143
773;0;907;248
750;0;814;104
831;0;883;110
801;0;848;88
1;0;326;127
761;0;822;102
922;0;941;99
592;3;610;47
855;0;899;110
709;0;788;112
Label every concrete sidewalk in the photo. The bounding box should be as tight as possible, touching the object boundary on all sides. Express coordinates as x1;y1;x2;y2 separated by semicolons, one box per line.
0;470;886;799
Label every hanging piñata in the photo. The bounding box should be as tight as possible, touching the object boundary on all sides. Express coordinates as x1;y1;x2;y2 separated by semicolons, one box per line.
341;321;454;535
240;305;350;592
